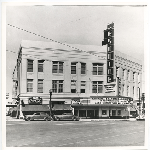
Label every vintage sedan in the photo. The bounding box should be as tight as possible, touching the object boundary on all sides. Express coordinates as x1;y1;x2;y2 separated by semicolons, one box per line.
53;113;80;121
24;112;53;121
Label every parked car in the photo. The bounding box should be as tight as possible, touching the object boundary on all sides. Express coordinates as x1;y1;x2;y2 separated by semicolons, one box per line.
24;112;53;121
53;113;80;121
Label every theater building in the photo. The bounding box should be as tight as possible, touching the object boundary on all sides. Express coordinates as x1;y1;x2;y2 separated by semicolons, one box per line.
12;40;142;119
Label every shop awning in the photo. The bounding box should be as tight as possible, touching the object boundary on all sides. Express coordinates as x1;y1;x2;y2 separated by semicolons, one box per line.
52;104;72;110
22;105;50;112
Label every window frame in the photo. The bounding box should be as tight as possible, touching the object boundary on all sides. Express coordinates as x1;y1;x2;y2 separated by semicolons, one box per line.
81;63;86;74
38;60;44;72
80;81;86;93
71;62;77;74
52;80;63;93
27;59;33;72
92;81;103;93
52;61;64;74
93;63;103;75
27;79;33;92
102;110;107;115
37;79;43;93
71;80;77;93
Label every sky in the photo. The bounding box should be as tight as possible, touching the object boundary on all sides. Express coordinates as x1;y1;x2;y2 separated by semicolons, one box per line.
5;5;146;101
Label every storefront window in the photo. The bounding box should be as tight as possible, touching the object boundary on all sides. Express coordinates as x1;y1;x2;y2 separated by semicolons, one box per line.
79;110;86;117
118;110;121;115
112;110;116;116
102;110;107;115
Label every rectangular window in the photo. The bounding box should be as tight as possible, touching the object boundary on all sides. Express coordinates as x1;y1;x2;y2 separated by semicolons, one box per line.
52;61;63;73
127;86;129;96
93;63;103;75
81;63;86;74
27;59;33;72
71;62;77;74
116;66;119;77
133;86;134;95
127;70;130;79
122;84;124;95
92;81;103;93
38;79;43;93
27;79;33;92
80;81;86;93
112;110;116;116
102;110;107;115
118;110;121;115
133;72;135;81
38;60;44;72
52;80;63;93
71;80;76;93
122;69;125;79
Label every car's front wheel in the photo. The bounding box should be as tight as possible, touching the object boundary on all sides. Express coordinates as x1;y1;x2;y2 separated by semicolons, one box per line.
44;117;50;121
73;118;76;121
27;117;31;121
56;117;60;121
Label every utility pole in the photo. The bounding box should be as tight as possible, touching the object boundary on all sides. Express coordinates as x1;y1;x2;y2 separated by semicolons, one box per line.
49;89;52;116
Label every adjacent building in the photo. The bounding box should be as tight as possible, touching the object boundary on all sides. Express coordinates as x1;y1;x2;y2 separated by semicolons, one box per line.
12;40;142;119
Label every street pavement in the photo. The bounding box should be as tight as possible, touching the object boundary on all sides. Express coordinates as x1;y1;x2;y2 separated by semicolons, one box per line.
6;118;145;147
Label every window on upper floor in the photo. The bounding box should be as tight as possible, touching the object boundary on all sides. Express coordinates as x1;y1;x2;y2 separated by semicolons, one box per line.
81;63;86;74
133;86;134;96
80;81;86;93
93;63;103;75
52;61;63;74
122;69;125;79
27;79;33;92
38;79;43;93
38;60;44;72
71;80;76;93
52;80;63;93
127;86;129;96
92;81;103;93
127;70;130;79
71;62;77;74
133;72;135;81
122;84;124;95
116;66;119;77
27;59;33;72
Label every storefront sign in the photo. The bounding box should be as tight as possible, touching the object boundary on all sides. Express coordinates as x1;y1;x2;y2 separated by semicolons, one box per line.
28;97;42;105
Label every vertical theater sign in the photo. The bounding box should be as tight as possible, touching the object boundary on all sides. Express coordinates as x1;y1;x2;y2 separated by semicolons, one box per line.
102;22;114;83
102;23;116;94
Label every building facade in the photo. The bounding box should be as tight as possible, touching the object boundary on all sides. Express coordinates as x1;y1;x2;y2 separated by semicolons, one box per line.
12;40;142;119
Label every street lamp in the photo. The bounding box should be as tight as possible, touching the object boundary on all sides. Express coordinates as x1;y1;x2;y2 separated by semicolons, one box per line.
49;89;52;116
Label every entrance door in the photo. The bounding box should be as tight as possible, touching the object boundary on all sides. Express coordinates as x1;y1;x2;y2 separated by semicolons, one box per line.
87;110;94;119
95;110;99;119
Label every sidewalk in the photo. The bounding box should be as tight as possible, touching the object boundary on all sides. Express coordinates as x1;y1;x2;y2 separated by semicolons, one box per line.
6;116;136;122
80;118;136;121
6;116;24;121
